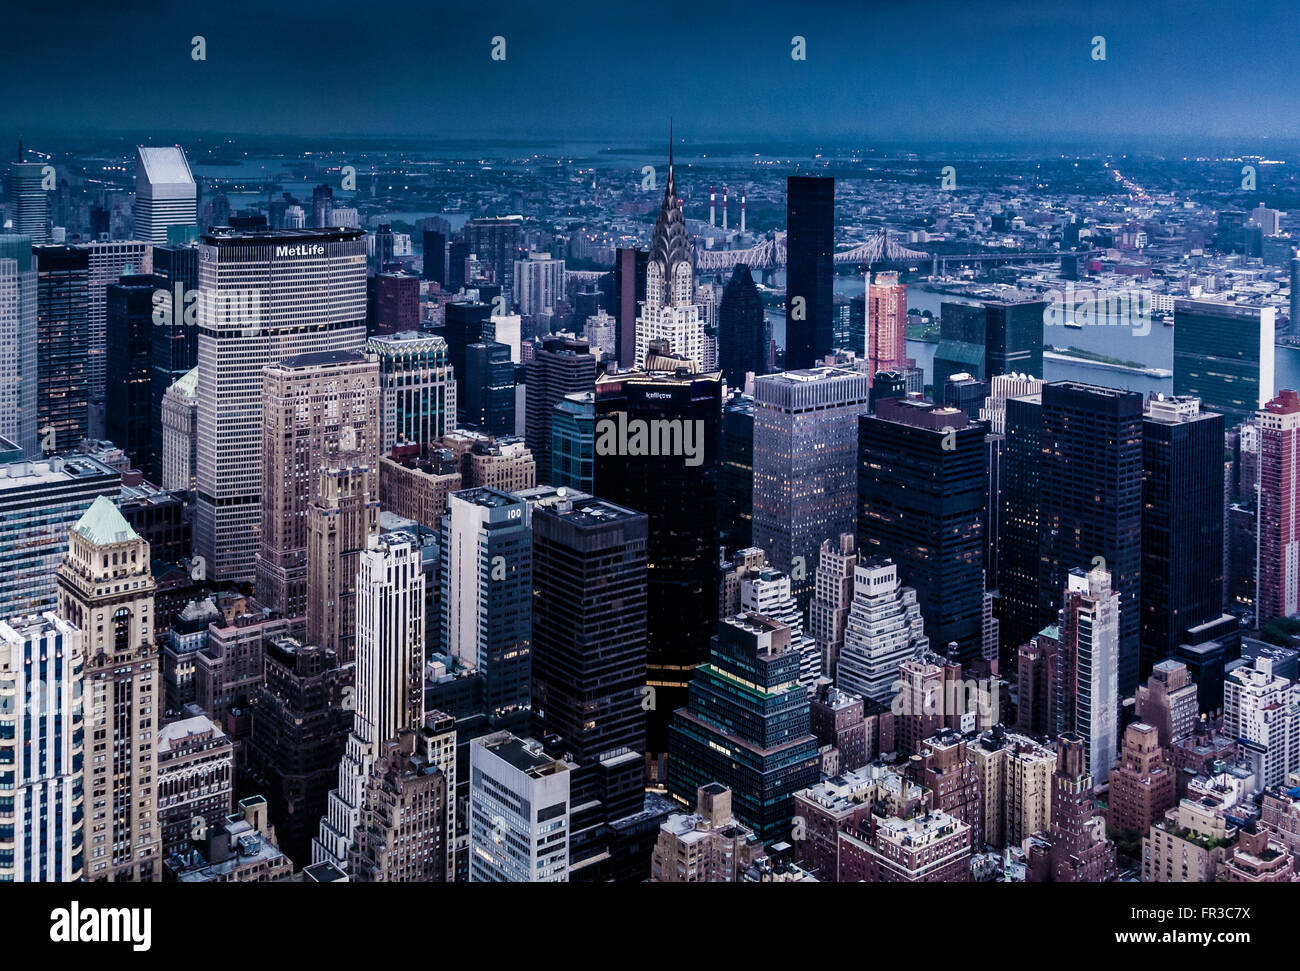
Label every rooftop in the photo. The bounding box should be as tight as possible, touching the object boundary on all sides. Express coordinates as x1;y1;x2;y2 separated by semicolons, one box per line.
73;495;139;546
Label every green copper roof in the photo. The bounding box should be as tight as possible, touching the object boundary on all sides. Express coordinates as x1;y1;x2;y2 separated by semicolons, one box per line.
74;495;139;546
172;367;199;396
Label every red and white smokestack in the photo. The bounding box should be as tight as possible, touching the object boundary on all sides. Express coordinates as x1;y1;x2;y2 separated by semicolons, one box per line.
723;185;729;232
741;187;746;234
710;185;715;227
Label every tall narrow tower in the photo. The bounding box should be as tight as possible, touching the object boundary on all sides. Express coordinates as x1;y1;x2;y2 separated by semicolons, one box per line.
56;496;161;881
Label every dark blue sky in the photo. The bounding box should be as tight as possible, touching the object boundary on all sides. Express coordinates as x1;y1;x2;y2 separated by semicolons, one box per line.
2;0;1297;147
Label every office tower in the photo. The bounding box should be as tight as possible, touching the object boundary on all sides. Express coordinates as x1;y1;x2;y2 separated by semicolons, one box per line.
367;332;456;453
943;373;989;419
784;176;834;370
752;367;869;610
634;145;708;369
667;613;820;842
0;235;37;456
1257;389;1300;624
133;146;196;245
462;341;515;436
932;300;986;390
256;350;379;617
866;271;909;381
104;273;154;470
1174;298;1275;429
836;557;929;703
8;161;49;241
1107;722;1177;837
443;299;490;389
307;465;378;663
246;638;351;867
550;391;594;492
984;297;1045;378
1135;659;1199;748
718;263;766;388
740;566;822;691
718;392;754;552
584;310;616;362
56;496;161;881
167;796;293;882
380;449;462;527
196;228;367;583
311;185;333;229
1027;733;1117;883
612;246;647;368
441;489;532;730
160;368;197;491
514;251;565;315
997;390;1043;652
156;715;234;859
0;455;120;620
858;396;987;665
468;731;572;882
464;217;522;291
593;367;722;767
526;335;595;479
150;243;198;483
1039;382;1142;695
1140;395;1226;676
1225;657;1300;789
371;272;420;335
968;728;1055;850
315;532;425;871
370;224;396;272
88;240;148;434
0;612;84;881
34;243;91;449
423;229;446;284
810;533;857;679
868;368;905;412
1055;566;1120;785
349;725;450;882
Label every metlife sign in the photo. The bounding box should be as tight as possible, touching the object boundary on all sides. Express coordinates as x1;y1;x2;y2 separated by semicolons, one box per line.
275;243;326;258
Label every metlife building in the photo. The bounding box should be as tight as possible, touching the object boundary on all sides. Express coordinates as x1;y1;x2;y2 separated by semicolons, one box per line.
195;228;367;582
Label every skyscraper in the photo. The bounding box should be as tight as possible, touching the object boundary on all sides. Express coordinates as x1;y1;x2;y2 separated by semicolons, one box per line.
858;396;987;666
160;368;197;491
611;246;647;368
314;531;426;871
550;391;595;492
525;334;595;479
56;496;161;881
514;251;565;315
984;297;1045;378
1141;395;1226;676
195;228;367;582
34;243;90;450
311;185;333;230
0;235;37;457
8;161;49;242
1174;298;1275;429
256;350;379;618
866;271;909;382
634;142;708;369
104;273;155;471
462;340;515;436
464;216;522;291
667;613;820;842
837;557;930;704
784;176;834;370
1056;566;1120;785
809;533;858;680
0;612;84;882
441;488;533;731
1038;382;1143;695
306;464;379;664
593;367;722;769
367;331;456;454
717;263;766;388
718;392;754;552
149;243;198;484
1257;389;1300;625
932;300;986;391
997;389;1043;654
752;367;870;609
87;240;149;436
133;146;197;245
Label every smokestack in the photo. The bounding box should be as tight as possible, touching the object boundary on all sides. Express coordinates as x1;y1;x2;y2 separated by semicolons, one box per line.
723;185;728;232
741;187;746;233
710;185;715;227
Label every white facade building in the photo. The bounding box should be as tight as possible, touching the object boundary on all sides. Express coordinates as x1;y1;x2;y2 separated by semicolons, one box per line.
469;731;572;882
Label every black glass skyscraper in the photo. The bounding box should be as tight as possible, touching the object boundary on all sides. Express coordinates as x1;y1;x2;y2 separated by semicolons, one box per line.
423;229;446;284
34;244;91;451
593;368;721;774
525;335;595;479
1173;298;1275;429
444;299;491;414
1039;382;1143;695
858;396;987;665
1140;396;1226;678
997;393;1042;656
462;341;514;436
150;244;198;484
611;246;647;369
718;263;766;388
984;298;1045;378
719;393;754;553
784;176;834;370
105;274;156;472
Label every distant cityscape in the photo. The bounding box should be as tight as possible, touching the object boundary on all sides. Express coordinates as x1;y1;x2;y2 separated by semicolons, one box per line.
1;120;1299;890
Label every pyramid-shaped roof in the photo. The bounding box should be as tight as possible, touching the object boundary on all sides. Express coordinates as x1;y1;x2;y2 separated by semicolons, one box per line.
73;495;139;546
